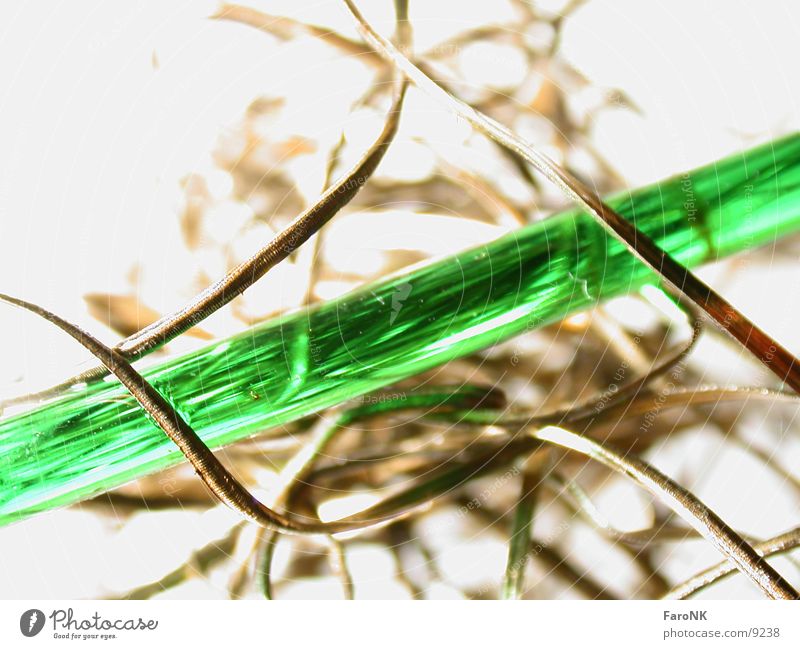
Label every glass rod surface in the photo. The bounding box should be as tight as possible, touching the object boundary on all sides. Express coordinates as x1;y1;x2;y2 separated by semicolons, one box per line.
2;135;800;525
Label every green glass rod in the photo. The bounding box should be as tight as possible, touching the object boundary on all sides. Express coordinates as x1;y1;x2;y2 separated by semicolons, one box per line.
2;135;800;526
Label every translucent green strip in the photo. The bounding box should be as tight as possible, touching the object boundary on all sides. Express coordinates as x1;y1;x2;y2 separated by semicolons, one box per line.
2;135;800;526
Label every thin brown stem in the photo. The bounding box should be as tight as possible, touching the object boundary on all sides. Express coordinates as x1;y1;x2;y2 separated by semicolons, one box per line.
548;473;699;548
212;4;379;63
664;526;800;600
528;425;798;599
440;298;703;430
2;74;407;410
341;0;800;394
329;538;355;600
533;544;616;600
0;293;398;535
117;523;245;600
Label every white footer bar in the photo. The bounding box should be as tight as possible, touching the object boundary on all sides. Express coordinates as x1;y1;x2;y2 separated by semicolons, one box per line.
1;600;797;647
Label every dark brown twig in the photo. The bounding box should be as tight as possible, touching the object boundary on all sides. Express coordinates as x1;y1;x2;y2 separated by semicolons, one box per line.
1;73;407;410
528;424;798;599
0;293;395;535
664;526;800;600
341;0;800;395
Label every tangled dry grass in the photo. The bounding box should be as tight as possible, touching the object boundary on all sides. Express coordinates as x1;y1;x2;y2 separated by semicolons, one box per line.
2;0;800;600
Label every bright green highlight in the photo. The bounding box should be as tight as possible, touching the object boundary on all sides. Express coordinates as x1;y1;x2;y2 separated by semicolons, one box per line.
2;135;800;525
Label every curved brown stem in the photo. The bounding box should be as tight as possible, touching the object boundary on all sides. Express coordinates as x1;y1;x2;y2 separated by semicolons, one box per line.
0;293;397;535
664;526;800;600
548;473;700;548
2;74;407;410
435;296;704;430
341;0;800;394
528;424;798;599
